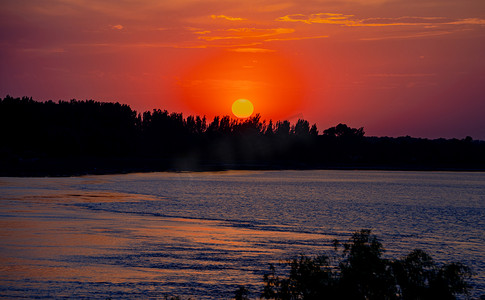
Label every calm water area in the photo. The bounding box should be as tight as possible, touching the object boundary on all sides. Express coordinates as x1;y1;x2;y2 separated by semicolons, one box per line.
0;170;484;299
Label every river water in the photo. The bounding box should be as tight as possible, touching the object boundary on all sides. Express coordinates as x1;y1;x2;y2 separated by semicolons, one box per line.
0;170;484;298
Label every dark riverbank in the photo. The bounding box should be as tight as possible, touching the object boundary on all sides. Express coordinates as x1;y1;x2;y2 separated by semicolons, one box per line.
2;156;485;177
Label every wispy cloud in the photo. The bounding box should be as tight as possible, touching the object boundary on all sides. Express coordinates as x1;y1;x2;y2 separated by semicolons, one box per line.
111;24;124;30
197;28;295;41
256;2;295;13
20;48;65;54
366;73;436;78
276;13;357;25
359;30;458;40
229;47;276;53
180;79;268;90
445;18;485;25
211;14;246;21
71;41;263;50
277;13;485;27
265;35;329;42
276;13;435;26
177;42;263;49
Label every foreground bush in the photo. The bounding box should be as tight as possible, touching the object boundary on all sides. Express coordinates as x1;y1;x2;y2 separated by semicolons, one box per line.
247;229;473;300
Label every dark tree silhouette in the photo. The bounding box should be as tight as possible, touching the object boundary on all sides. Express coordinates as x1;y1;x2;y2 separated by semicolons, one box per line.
265;120;275;136
338;229;396;299
309;124;318;136
258;230;473;300
323;123;365;139
392;249;472;300
275;120;291;137
1;96;484;176
293;119;311;136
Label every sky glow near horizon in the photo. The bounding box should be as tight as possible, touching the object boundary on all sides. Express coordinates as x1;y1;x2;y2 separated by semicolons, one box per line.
1;0;484;138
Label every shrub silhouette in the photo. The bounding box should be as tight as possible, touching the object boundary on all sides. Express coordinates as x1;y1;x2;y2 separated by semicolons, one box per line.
234;285;250;300
258;229;472;300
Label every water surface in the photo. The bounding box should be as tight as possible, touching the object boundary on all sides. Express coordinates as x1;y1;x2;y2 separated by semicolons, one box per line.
0;170;484;298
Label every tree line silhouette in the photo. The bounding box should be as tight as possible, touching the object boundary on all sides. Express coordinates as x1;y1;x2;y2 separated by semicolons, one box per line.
1;96;484;175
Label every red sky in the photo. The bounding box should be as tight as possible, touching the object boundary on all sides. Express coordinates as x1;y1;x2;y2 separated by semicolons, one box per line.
1;0;484;139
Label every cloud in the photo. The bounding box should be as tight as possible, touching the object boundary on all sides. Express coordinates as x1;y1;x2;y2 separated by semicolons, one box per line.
277;13;485;28
71;41;258;50
276;13;357;25
178;42;263;49
229;47;276;53
211;14;246;21
111;24;124;30
180;79;268;90
197;28;295;41
20;48;65;54
265;35;329;42
359;30;457;40
445;18;485;25
364;16;445;23
276;13;434;26
366;73;436;78
256;2;295;13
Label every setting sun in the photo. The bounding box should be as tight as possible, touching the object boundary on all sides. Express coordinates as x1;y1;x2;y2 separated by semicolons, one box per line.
179;51;304;120
232;99;254;118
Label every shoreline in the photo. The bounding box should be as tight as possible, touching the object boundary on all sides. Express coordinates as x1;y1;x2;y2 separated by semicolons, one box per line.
2;157;485;177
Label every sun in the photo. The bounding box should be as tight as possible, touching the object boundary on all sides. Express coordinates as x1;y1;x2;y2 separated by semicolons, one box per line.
231;99;254;118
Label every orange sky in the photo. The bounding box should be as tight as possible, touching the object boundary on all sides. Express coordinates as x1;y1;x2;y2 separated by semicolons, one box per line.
1;0;484;138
